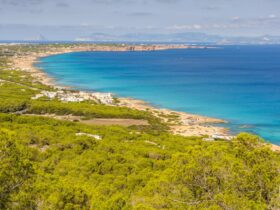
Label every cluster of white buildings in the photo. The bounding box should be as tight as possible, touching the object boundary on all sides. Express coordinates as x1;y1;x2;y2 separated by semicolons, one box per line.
31;90;114;104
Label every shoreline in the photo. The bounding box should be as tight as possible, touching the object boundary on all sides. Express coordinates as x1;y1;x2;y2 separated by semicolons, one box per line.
11;44;232;137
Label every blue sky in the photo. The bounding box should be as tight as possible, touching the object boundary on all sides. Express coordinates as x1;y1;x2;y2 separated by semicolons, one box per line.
0;0;280;40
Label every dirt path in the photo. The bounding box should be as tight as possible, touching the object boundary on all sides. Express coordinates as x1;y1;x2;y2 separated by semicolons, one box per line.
25;114;149;127
81;118;149;126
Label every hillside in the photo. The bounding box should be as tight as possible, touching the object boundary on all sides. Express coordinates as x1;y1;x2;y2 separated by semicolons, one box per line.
0;44;280;209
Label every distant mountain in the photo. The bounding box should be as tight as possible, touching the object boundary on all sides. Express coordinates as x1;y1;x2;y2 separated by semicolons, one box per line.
1;23;280;44
75;32;280;44
217;35;280;45
75;32;221;43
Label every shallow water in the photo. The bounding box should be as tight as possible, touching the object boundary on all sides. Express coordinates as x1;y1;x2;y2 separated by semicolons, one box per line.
36;45;280;144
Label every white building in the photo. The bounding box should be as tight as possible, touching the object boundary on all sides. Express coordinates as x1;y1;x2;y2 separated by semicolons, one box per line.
31;90;114;105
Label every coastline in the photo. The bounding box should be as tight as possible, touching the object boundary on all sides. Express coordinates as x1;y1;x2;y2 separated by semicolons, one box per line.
10;44;233;137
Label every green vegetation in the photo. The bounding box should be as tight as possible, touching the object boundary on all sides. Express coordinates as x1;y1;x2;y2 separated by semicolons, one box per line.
0;98;27;113
28;100;150;120
0;114;279;209
0;44;280;209
0;63;164;129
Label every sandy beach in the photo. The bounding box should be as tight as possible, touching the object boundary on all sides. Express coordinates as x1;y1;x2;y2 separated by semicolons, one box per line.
6;43;280;151
9;44;232;138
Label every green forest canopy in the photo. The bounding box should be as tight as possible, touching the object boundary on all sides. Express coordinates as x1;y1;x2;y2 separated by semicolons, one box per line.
0;45;280;209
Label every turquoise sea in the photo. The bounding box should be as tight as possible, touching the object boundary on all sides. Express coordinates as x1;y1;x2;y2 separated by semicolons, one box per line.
36;45;280;144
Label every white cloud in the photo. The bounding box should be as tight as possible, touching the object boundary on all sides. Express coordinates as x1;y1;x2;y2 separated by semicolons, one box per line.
268;14;277;19
193;24;202;29
231;16;240;21
166;24;203;30
166;22;259;31
80;22;90;27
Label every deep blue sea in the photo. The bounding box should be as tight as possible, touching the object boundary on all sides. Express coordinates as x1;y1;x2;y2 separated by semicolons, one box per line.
36;45;280;144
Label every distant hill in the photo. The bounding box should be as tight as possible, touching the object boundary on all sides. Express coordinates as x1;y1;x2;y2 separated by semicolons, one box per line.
76;32;280;44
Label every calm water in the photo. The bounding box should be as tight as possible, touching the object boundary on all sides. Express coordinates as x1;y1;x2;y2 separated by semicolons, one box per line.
36;45;280;144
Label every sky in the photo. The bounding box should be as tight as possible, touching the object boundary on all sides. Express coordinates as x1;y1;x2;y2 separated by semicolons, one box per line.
0;0;280;40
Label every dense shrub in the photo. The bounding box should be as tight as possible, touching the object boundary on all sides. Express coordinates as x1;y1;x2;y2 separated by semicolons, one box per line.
0;99;27;113
0;114;279;209
1;46;280;209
